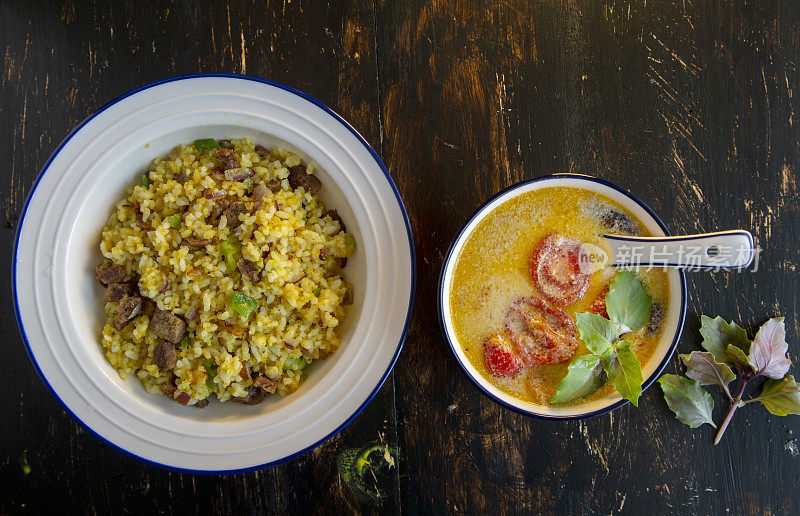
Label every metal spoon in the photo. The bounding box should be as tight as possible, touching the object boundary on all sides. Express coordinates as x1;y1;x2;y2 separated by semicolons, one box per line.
597;230;755;270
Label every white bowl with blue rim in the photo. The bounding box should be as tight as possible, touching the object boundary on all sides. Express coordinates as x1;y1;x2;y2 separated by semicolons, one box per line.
13;74;415;473
439;175;689;419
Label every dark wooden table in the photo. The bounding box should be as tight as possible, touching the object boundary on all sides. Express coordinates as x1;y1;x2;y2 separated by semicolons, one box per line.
2;1;799;513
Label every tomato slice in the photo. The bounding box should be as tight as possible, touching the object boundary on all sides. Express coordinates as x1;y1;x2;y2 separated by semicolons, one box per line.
587;284;610;318
483;333;524;378
529;233;590;306
503;297;579;365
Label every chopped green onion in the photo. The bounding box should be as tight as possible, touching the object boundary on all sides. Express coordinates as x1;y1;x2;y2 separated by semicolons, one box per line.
141;174;150;188
300;372;309;383
193;138;220;152
343;234;356;257
165;213;181;228
283;357;309;371
230;291;259;318
312;287;322;297
202;359;218;390
242;177;254;193
180;335;191;348
218;236;241;273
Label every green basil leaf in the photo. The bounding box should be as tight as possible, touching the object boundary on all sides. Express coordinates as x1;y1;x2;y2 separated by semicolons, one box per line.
756;374;800;416
680;351;736;390
574;312;615;356
193;138;220;152
658;374;716;428
550;354;607;404
606;270;652;333
699;315;751;362
726;344;755;375
748;317;791;379
607;340;643;406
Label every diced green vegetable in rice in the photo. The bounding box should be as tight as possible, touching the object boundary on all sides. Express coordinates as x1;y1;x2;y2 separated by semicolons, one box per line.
231;291;259;318
165;213;181;228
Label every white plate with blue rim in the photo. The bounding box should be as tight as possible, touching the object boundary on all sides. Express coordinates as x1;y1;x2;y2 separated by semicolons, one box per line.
13;74;415;473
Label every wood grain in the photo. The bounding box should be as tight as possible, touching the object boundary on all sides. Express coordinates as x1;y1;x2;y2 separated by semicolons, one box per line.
1;0;798;513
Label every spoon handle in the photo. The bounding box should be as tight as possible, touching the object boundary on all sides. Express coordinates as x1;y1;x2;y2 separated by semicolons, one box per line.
602;230;755;270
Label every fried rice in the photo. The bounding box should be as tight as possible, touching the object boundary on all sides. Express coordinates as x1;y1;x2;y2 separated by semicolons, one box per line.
97;138;353;407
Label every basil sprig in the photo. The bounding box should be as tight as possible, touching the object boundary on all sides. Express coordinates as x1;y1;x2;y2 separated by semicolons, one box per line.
551;270;651;406
660;315;800;443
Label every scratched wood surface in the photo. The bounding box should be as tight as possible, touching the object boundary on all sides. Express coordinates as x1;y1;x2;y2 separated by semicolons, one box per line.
1;0;798;513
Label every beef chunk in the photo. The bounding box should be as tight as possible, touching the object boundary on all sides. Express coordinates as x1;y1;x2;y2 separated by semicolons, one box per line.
233;375;278;405
195;398;209;409
161;377;177;397
253;375;278;393
265;179;282;193
153;341;177;372
212;148;239;169
234;385;269;405
237;258;260;283
210;168;227;181
184;237;212;247
142;298;156;317
174;172;189;184
252;183;268;203
104;280;138;302
224;202;249;228
239;364;250;381
149;309;188;344
254;144;269;157
323;209;346;233
287;166;322;195
208;198;231;223
236;258;259;283
218;139;234;149
96;262;126;285
112;295;142;330
224;167;255;182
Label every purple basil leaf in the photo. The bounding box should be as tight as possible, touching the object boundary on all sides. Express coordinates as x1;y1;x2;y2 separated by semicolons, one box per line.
748;318;791;379
680;351;736;395
726;344;755;376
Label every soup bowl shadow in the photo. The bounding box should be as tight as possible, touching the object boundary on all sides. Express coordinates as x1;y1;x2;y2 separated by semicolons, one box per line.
438;174;687;420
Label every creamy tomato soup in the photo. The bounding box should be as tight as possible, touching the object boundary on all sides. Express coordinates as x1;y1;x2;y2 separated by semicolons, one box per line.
449;187;669;405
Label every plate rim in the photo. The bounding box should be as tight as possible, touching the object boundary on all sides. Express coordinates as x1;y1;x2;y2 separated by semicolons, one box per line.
11;73;417;475
437;173;687;420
